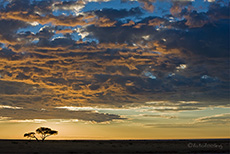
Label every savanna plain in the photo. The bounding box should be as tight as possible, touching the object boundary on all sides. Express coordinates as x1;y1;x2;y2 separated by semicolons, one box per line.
0;139;229;153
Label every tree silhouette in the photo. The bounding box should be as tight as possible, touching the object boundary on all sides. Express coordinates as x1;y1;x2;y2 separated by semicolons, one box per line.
24;132;39;141
36;127;58;141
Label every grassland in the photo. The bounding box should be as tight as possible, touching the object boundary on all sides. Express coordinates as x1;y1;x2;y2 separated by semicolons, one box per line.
0;139;229;153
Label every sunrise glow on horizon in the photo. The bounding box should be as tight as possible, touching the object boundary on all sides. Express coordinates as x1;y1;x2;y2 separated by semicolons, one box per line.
0;0;229;140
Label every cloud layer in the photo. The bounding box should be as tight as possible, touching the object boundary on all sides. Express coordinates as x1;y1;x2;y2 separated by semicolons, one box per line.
0;0;229;124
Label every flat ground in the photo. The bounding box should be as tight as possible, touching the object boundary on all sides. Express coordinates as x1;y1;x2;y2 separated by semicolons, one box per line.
0;139;229;153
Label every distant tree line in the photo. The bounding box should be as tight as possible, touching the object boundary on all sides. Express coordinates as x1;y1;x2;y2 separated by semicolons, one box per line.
24;127;58;142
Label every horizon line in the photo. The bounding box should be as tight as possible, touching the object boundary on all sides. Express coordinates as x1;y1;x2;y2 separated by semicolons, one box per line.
1;138;229;141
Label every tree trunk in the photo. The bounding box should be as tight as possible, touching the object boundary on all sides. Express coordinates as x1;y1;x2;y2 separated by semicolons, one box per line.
34;136;39;142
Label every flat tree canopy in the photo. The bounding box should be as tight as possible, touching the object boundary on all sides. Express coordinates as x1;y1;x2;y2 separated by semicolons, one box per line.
24;132;39;141
36;127;58;141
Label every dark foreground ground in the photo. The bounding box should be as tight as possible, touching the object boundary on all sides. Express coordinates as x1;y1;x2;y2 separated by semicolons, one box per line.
0;139;229;154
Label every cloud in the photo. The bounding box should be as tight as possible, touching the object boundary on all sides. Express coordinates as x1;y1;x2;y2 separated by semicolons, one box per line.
138;0;155;12
194;113;230;125
158;20;229;58
94;7;143;20
0;0;229;123
0;39;229;110
170;1;191;17
122;20;135;26
52;0;85;15
85;21;157;43
3;119;48;123
0;107;125;123
0;105;22;109
144;113;230;128
184;11;210;28
56;29;73;34
0;11;94;27
141;114;177;119
207;3;230;20
142;101;205;112
0;19;29;44
145;123;196;128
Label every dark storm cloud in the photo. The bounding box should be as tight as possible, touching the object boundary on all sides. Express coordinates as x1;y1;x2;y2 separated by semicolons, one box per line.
0;80;38;95
0;80;55;108
0;19;29;44
159;19;229;58
0;48;16;59
86;3;229;57
86;22;157;43
207;2;230;20
184;11;210;28
85;14;173;43
94;7;143;20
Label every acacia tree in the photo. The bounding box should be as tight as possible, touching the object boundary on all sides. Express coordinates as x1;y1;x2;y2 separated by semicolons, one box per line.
36;127;58;141
24;132;39;141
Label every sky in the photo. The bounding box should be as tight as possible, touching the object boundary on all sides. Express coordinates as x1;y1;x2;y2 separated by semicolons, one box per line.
0;0;229;140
